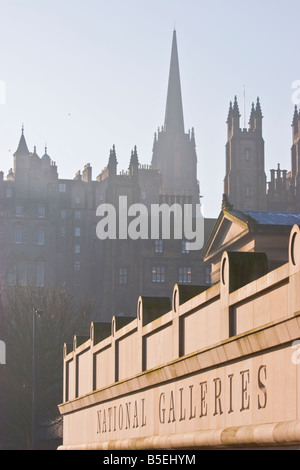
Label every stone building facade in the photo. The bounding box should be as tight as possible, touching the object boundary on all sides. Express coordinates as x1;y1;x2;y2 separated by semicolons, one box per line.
0;31;213;322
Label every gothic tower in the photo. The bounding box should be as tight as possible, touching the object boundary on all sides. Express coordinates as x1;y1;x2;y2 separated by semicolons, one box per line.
224;96;266;211
151;30;200;206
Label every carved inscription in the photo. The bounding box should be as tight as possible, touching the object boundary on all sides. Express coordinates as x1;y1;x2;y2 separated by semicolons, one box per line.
97;365;267;435
159;365;267;423
97;398;147;434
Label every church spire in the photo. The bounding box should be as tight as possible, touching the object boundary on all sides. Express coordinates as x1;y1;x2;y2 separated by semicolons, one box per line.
292;104;299;126
129;146;139;178
164;30;185;135
13;124;30;157
255;97;263;118
107;145;117;177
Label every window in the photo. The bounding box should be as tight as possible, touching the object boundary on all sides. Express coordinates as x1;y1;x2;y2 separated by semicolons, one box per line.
60;209;66;220
37;229;45;245
75;227;81;237
61;227;66;237
152;266;165;283
75;244;80;254
36;262;45;287
16;205;23;217
74;261;80;271
141;191;147;200
246;185;250;197
15;227;22;244
18;263;27;286
75;210;81;220
181;239;190;254
38;207;45;218
245;148;251;161
119;268;128;285
179;267;192;284
154;239;163;253
6;188;12;198
75;197;80;205
59;183;66;193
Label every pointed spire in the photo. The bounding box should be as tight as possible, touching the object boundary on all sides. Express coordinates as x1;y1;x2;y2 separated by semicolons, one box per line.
226;101;233;123
32;145;39;158
164;30;185;134
129;146;139;177
107;145;117;177
14;125;30;157
41;144;51;161
248;102;255;128
108;145;117;166
131;145;139;165
232;95;240;117
292;104;299;126
191;127;195;144
255;97;263;118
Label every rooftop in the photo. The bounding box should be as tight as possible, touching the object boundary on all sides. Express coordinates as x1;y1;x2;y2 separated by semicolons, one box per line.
243;211;300;226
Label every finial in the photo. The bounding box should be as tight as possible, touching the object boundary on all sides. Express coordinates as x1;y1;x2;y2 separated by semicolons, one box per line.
129;146;139;168
226;101;233;123
255;97;263;118
293;104;299;125
108;145;117;165
21;123;24;135
222;193;234;212
232;96;240;117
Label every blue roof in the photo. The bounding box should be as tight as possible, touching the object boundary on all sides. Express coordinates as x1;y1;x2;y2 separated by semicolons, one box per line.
243;211;300;226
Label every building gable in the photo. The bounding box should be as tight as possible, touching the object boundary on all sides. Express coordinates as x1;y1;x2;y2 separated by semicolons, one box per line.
203;211;249;263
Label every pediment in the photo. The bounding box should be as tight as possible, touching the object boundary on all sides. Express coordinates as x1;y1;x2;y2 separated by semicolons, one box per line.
203;212;249;261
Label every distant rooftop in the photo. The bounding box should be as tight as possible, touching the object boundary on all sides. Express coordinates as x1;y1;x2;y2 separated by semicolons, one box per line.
243;211;300;226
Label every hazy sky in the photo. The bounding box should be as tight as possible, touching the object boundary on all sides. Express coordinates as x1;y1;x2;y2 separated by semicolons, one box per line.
0;0;299;217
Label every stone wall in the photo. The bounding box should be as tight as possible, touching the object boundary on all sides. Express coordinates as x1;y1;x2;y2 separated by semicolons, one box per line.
58;225;300;449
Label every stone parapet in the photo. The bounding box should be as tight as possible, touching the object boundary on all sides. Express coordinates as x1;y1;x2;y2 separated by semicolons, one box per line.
59;225;300;449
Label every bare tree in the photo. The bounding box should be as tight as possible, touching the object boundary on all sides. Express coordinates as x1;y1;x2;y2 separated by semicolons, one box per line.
0;283;93;450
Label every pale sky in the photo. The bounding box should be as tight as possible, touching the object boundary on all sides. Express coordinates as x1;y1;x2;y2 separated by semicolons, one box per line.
0;0;299;217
